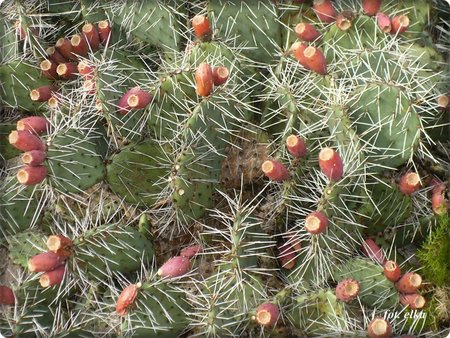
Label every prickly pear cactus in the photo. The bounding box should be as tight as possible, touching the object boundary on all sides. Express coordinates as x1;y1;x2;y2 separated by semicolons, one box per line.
0;0;449;337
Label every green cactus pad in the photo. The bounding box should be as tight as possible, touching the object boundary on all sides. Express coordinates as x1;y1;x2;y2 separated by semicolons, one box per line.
106;141;168;207
290;289;347;335
0;61;52;112
0;176;42;235
106;1;185;55
333;257;399;309
73;224;154;279
120;282;190;338
358;182;413;235
348;83;420;168
46;129;105;194
7;230;47;268
209;0;281;63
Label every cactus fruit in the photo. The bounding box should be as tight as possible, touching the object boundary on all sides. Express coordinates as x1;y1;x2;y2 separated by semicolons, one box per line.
0;0;448;336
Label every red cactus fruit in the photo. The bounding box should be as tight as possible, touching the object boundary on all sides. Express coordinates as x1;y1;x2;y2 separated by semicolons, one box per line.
400;293;426;310
291;42;310;69
0;285;15;305
313;0;336;23
437;95;449;109
9;130;46;152
17;116;50;135
367;317;392;338
78;60;95;80
212;66;229;86
303;46;327;75
336;11;355;31
17;166;48;185
180;244;203;258
430;180;448;215
318;147;344;181
157;256;190;278
83;79;96;94
399;172;421;195
117;87;152;114
40;59;58;79
362;0;382;16
262;160;290;182
396;272;422;294
30;86;56;102
192;15;212;41
383;260;401;282
98;20;112;46
82;23;100;51
195;63;214;97
335;278;360;302
15;21;27;40
286;135;307;158
391;15;409;34
255;303;280;327
28;252;64;272
22;150;47;167
47;235;73;259
376;12;392;33
294;22;320;42
70;34;88;57
46;46;67;64
127;89;153;110
116;283;141;315
361;238;386;265
56;37;76;61
305;211;328;234
39;265;65;288
278;233;301;269
56;63;77;80
48;96;59;109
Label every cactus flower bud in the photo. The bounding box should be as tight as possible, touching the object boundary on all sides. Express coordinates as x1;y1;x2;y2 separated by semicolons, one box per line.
180;244;203;258
195;63;214;97
116;283;140;315
157;256;190;278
